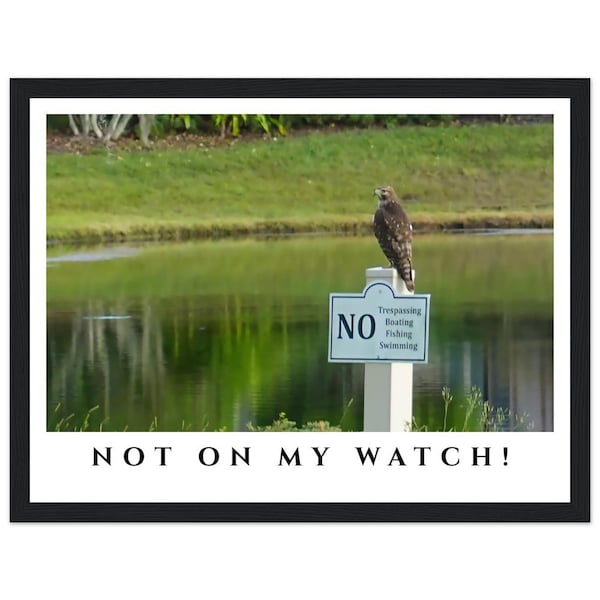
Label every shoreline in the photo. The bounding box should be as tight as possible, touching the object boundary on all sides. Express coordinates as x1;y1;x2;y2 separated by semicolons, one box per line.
47;211;553;245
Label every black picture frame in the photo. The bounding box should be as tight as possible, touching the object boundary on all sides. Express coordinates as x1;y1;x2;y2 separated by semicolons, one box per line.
10;78;590;522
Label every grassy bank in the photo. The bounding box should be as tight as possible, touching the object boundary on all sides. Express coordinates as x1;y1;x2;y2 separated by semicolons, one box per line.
46;123;553;242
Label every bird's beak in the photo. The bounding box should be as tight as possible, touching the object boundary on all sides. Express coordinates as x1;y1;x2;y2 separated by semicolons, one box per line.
374;188;382;198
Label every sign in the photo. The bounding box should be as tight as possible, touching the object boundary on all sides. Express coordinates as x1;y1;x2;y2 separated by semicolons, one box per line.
328;282;430;363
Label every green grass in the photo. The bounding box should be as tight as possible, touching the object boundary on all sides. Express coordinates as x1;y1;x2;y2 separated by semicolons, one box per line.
47;123;553;242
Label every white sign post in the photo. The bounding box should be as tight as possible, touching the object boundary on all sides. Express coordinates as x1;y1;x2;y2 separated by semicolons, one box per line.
328;267;430;432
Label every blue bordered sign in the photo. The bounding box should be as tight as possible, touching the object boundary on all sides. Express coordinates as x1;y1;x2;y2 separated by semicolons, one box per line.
328;282;431;363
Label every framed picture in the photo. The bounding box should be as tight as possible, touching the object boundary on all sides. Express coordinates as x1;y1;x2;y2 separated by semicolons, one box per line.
10;78;590;522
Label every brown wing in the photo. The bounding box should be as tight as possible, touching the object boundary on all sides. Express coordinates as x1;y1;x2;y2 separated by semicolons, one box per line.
373;204;412;262
373;203;413;290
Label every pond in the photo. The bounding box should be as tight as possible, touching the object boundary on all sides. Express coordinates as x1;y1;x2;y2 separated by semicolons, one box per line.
46;232;553;432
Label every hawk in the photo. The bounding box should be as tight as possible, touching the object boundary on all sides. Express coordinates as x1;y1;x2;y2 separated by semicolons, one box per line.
373;185;414;292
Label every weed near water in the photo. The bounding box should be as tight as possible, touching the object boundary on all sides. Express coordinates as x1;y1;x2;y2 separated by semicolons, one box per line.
246;412;342;432
49;389;533;432
409;386;535;432
51;403;104;432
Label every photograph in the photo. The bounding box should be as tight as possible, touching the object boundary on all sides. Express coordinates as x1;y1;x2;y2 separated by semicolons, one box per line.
46;112;552;434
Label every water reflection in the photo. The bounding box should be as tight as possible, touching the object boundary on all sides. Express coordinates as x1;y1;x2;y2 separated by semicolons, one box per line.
47;233;553;432
414;317;553;431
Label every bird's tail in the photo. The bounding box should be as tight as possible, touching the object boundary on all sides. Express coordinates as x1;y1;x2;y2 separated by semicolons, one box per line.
396;264;414;293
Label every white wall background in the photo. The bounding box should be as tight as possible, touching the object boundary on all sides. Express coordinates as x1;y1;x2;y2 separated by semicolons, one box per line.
1;3;597;598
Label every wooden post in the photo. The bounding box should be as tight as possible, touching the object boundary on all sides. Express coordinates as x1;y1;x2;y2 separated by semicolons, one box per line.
363;267;414;432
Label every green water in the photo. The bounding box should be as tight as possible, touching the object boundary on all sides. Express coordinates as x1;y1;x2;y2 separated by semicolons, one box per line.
46;232;553;431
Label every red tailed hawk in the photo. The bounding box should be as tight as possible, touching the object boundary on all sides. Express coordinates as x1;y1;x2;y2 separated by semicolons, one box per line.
373;185;414;292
